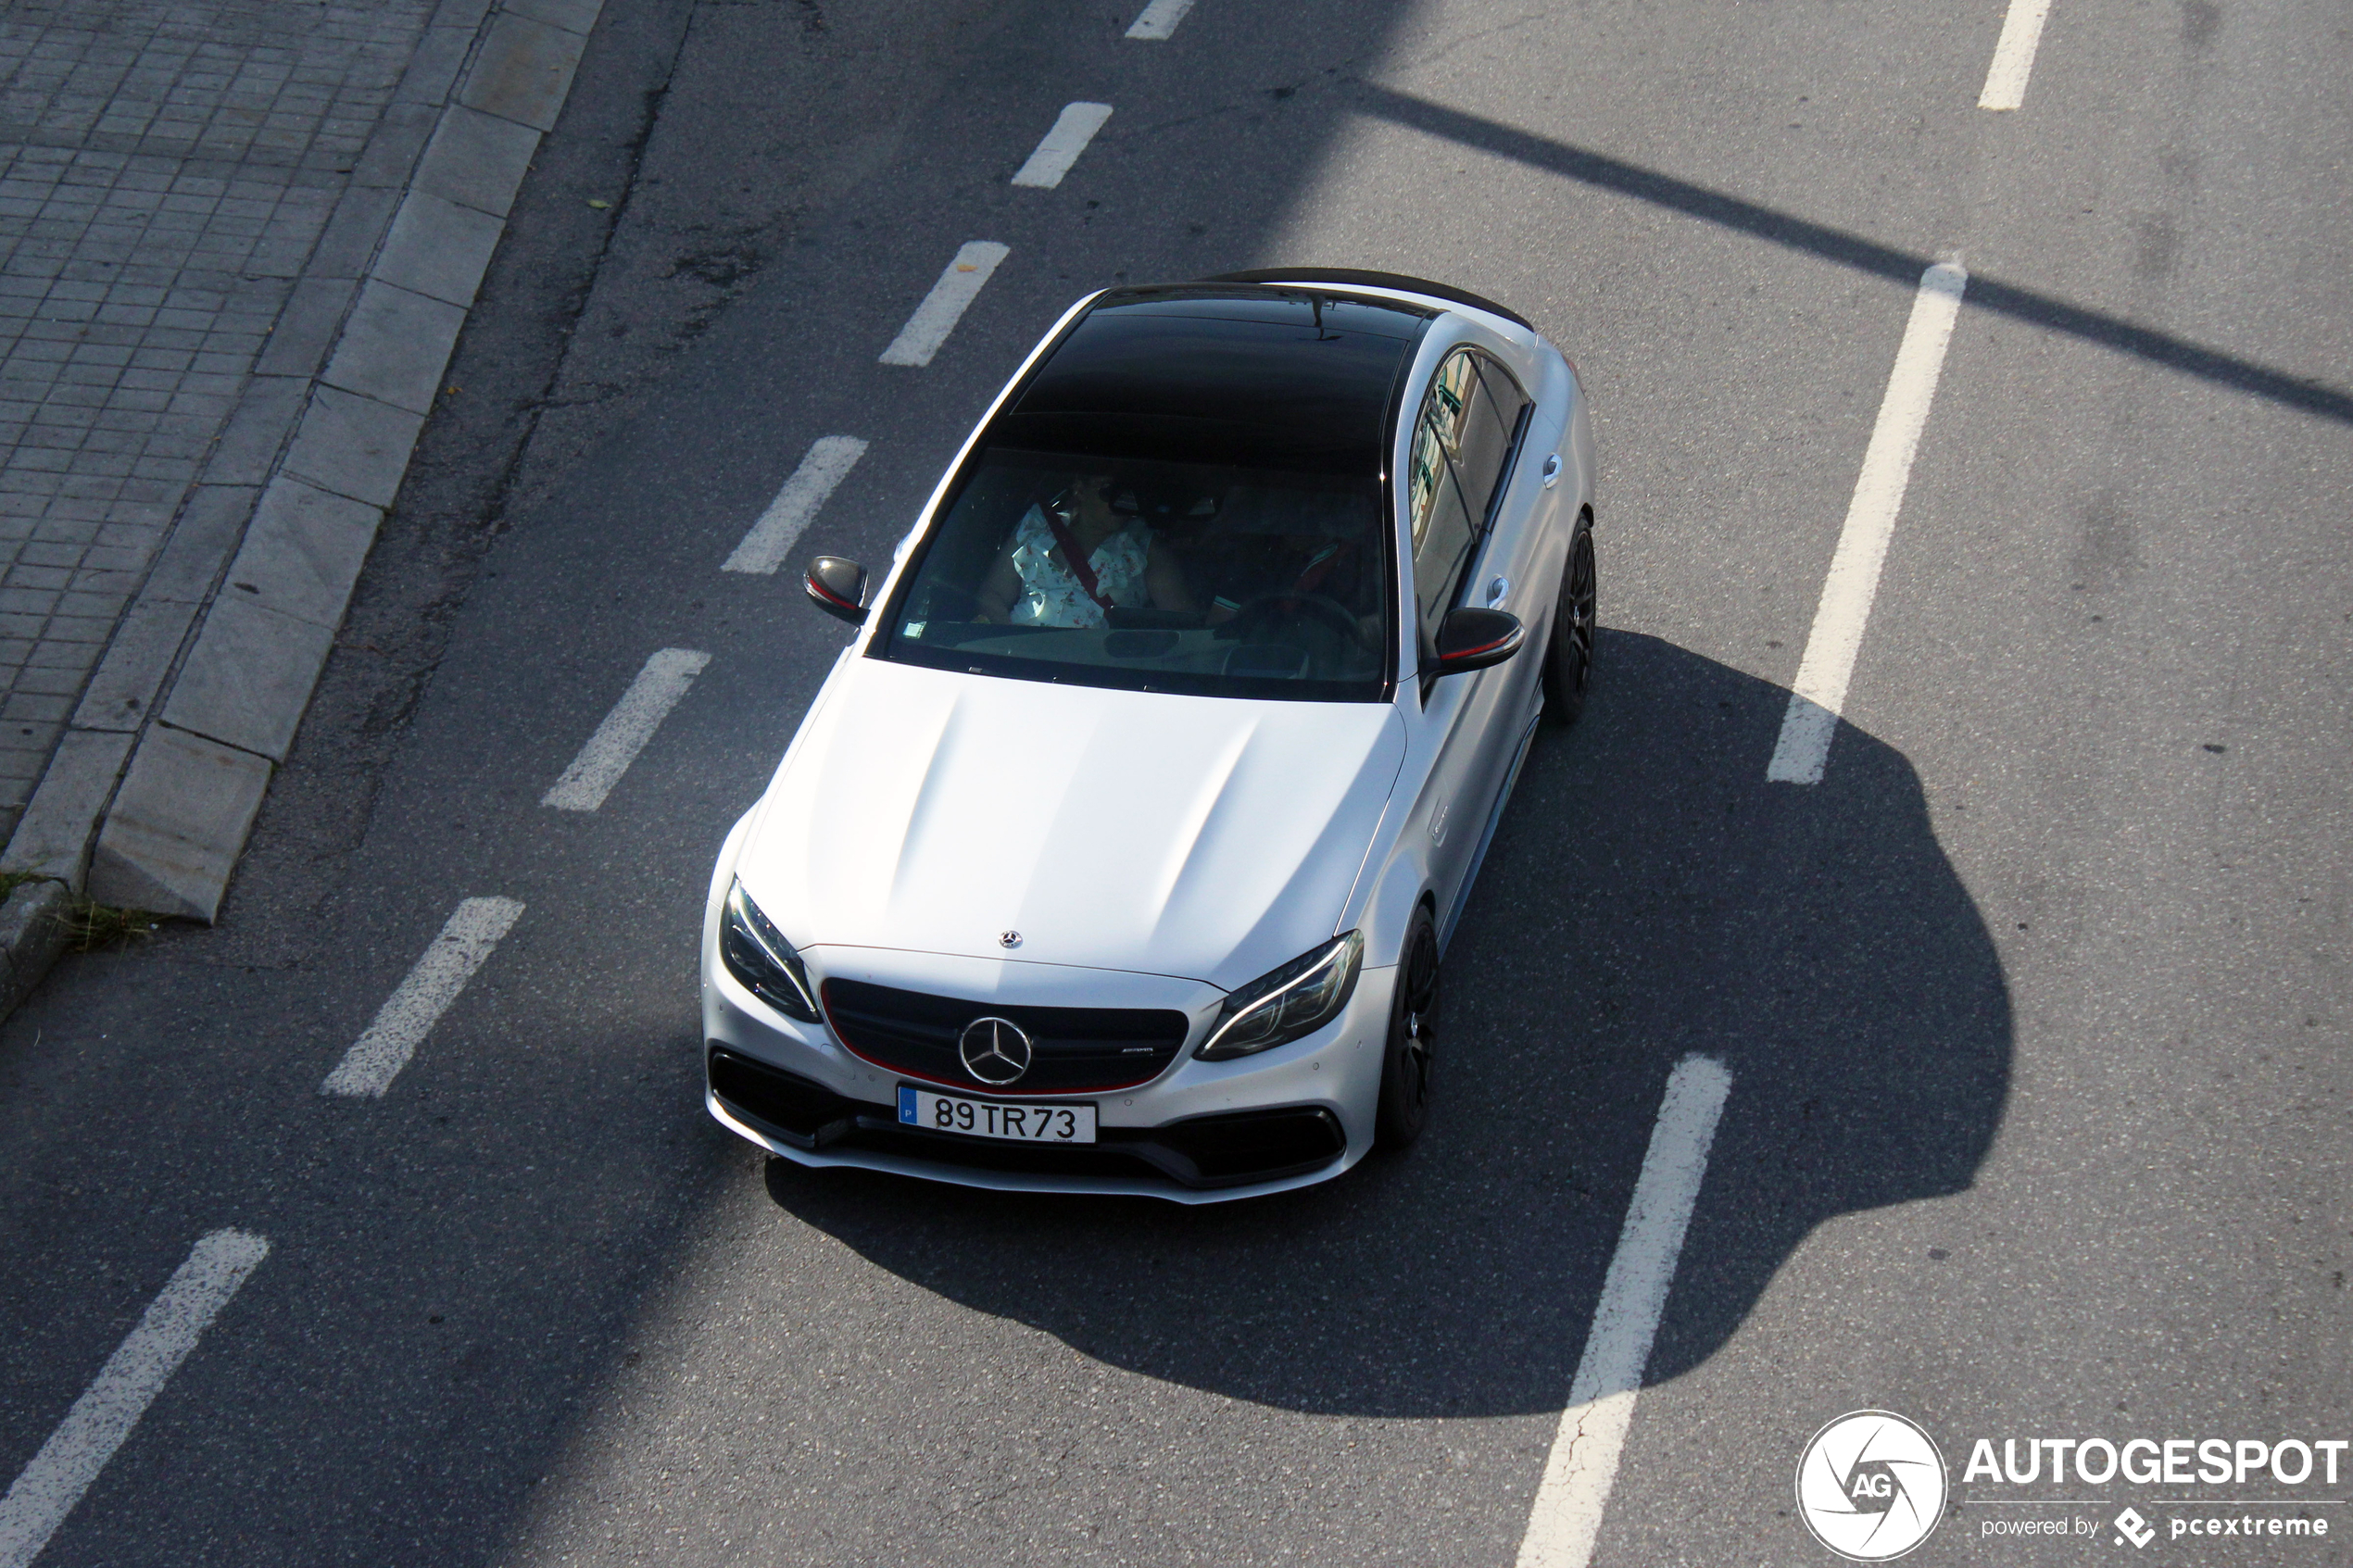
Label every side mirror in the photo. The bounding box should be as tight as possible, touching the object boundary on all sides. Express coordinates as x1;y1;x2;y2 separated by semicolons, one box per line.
1425;607;1524;676
804;557;868;625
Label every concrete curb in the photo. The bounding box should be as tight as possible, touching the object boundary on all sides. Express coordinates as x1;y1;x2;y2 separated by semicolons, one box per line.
0;0;610;982
0;879;72;1019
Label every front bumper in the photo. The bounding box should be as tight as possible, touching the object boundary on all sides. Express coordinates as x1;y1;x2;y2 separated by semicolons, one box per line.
700;946;1394;1203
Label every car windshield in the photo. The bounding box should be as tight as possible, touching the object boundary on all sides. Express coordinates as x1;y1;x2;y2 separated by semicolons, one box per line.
875;291;1427;703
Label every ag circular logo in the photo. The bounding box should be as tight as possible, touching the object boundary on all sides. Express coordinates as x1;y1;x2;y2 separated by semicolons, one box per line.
1795;1410;1947;1562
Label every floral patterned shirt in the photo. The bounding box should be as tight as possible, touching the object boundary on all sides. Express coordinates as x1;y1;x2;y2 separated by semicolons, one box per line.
1005;505;1152;629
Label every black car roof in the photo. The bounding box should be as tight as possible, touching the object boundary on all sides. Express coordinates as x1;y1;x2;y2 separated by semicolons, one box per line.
988;286;1433;476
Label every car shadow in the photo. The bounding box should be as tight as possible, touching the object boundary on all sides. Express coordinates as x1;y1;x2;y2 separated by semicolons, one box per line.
758;630;2010;1417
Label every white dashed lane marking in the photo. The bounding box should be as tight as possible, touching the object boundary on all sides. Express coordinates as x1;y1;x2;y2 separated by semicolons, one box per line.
0;1229;271;1568
1767;261;1968;784
724;435;868;575
879;242;1009;367
1012;102;1114;189
1515;1055;1733;1568
320;897;524;1097
1979;0;2055;109
541;647;711;812
1126;0;1196;39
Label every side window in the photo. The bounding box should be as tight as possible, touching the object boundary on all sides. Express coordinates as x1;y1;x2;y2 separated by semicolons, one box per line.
1406;350;1479;659
1450;357;1532;526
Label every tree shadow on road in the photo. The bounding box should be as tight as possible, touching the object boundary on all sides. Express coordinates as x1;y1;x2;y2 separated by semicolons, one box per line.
761;630;2011;1417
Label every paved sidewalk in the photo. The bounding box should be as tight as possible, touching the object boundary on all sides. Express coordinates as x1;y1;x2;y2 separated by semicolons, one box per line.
0;0;605;957
0;0;440;839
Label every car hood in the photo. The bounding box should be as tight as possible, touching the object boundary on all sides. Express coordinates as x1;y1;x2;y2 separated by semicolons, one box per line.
736;658;1405;991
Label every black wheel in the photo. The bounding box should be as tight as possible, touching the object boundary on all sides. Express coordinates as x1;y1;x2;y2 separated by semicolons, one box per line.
1376;912;1441;1150
1542;524;1596;727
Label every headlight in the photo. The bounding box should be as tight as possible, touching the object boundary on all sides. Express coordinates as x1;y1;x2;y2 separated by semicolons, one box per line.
1197;932;1364;1060
719;880;819;1022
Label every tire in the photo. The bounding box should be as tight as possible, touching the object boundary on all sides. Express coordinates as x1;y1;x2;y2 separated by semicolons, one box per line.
1541;523;1596;727
1375;911;1441;1150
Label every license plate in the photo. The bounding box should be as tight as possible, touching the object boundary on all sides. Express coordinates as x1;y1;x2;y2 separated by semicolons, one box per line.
898;1085;1098;1144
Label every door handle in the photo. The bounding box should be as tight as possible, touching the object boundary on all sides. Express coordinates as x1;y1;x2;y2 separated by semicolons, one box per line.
1484;575;1509;609
1541;453;1561;489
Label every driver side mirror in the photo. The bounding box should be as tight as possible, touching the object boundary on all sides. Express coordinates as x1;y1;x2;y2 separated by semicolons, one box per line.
1425;607;1524;676
804;556;868;625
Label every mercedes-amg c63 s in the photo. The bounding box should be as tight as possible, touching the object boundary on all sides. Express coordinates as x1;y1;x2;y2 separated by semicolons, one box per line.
701;269;1596;1201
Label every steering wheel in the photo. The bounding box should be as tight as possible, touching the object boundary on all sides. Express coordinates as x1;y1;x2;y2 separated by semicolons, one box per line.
1224;592;1369;650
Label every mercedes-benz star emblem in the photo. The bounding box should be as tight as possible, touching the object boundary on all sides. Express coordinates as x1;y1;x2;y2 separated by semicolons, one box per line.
999;930;1021;948
957;1016;1033;1085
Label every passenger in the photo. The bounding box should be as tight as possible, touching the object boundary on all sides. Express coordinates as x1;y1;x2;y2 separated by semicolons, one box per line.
975;474;1198;628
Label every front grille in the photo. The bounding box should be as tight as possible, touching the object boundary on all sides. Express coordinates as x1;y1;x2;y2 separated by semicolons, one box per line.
710;1047;1348;1190
821;978;1190;1094
831;1105;1346;1189
838;1123;1176;1182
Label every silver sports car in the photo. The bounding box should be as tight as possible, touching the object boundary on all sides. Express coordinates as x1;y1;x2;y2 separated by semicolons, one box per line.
701;269;1596;1201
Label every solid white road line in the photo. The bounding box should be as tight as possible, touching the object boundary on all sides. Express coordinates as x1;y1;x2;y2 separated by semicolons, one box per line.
1979;0;2054;109
723;435;867;574
878;242;1009;367
1767;261;1968;784
541;647;711;812
1012;103;1114;189
1125;0;1196;39
0;1229;270;1568
320;897;524;1097
1515;1055;1733;1568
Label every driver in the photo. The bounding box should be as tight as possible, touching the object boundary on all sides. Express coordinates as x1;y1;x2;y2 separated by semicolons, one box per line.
1204;532;1358;625
975;473;1197;628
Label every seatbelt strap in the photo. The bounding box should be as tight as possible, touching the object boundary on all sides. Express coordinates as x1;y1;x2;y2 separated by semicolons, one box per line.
1043;508;1119;613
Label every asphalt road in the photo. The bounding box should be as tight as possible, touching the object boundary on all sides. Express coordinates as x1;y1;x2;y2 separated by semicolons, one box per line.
3;0;2349;1563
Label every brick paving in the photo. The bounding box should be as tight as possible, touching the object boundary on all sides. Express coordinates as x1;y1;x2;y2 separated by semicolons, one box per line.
0;0;438;836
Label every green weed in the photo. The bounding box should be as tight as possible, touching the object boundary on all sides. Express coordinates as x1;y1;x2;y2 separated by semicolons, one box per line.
0;872;161;952
64;897;160;952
